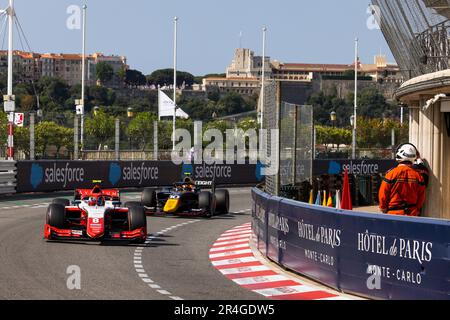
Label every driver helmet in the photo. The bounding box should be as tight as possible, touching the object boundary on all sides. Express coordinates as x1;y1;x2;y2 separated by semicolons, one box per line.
97;197;105;207
396;143;417;163
88;197;97;206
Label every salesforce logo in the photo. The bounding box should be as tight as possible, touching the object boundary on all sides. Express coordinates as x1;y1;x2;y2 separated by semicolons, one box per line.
30;163;44;189
109;163;122;186
328;161;341;175
30;163;85;189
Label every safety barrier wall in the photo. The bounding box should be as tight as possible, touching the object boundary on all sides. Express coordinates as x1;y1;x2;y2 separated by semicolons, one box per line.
15;161;263;193
11;159;396;195
0;161;16;195
252;187;450;300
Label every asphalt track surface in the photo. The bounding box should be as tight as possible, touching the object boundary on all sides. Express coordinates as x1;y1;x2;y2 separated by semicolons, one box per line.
0;188;265;300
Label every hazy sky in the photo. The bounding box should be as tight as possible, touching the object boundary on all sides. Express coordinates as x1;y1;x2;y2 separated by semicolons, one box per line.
2;0;393;76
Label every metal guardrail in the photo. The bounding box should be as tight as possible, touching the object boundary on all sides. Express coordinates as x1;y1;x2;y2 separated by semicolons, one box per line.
0;161;16;195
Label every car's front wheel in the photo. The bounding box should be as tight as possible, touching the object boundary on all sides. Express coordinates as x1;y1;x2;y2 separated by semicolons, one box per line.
128;206;147;231
52;198;70;207
214;189;230;215
142;188;157;208
46;204;66;229
199;191;213;218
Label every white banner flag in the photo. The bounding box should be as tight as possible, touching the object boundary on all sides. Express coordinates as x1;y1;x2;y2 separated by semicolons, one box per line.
158;89;189;120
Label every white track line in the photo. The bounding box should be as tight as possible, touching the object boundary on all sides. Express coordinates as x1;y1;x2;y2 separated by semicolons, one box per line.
133;219;200;300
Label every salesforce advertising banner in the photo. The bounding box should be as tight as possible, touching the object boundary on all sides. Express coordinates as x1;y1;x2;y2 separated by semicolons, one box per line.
252;189;450;300
252;188;269;256
16;161;180;192
16;161;262;193
313;159;396;176
185;162;264;185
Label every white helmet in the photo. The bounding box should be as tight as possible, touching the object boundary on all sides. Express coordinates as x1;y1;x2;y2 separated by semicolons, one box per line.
396;143;417;163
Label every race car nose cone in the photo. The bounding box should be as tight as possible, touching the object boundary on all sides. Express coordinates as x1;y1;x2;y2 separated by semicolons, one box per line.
164;199;180;213
87;217;105;239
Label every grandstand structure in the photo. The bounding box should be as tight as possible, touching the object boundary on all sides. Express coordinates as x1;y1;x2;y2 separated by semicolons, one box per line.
372;0;450;79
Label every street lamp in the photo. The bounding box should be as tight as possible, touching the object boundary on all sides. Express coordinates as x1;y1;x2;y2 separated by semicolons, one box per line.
350;115;356;158
330;111;337;127
127;107;134;119
127;107;134;151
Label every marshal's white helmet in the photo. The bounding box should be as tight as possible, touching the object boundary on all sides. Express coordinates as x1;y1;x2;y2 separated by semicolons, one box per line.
396;143;417;163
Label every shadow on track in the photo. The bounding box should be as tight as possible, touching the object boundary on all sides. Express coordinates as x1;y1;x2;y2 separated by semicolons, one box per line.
43;234;180;248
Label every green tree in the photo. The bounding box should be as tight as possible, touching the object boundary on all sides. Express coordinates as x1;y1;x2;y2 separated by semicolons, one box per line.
15;126;30;158
308;88;402;127
116;66;127;84
35;121;73;158
125;69;147;87
315;126;352;151
127;112;157;150
88;86;116;106
180;97;213;120
356;118;408;149
96;62;114;85
237;118;258;133
34;77;71;113
85;110;115;150
157;120;173;150
207;88;221;102
0;112;7;150
147;69;195;87
20;94;35;112
216;92;253;116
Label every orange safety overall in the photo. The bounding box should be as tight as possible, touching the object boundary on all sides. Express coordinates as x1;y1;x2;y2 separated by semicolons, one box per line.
379;163;426;217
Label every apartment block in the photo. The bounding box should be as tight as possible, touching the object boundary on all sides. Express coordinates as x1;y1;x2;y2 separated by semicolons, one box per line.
0;50;127;86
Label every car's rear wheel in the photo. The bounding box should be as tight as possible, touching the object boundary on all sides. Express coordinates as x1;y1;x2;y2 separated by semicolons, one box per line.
52;198;70;207
142;188;157;208
214;189;230;215
199;191;213;218
128;206;146;231
46;204;66;229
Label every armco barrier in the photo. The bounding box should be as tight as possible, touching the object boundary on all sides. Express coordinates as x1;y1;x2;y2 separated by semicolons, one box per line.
0;161;16;195
16;161;262;193
252;188;450;300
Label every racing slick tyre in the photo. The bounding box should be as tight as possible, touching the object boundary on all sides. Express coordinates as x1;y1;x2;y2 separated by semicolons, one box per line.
52;198;70;207
46;204;66;229
214;189;230;215
128;206;146;231
199;191;214;218
141;188;157;208
124;201;142;208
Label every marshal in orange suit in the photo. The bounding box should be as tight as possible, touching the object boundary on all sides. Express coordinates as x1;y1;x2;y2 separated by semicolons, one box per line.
379;144;426;216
